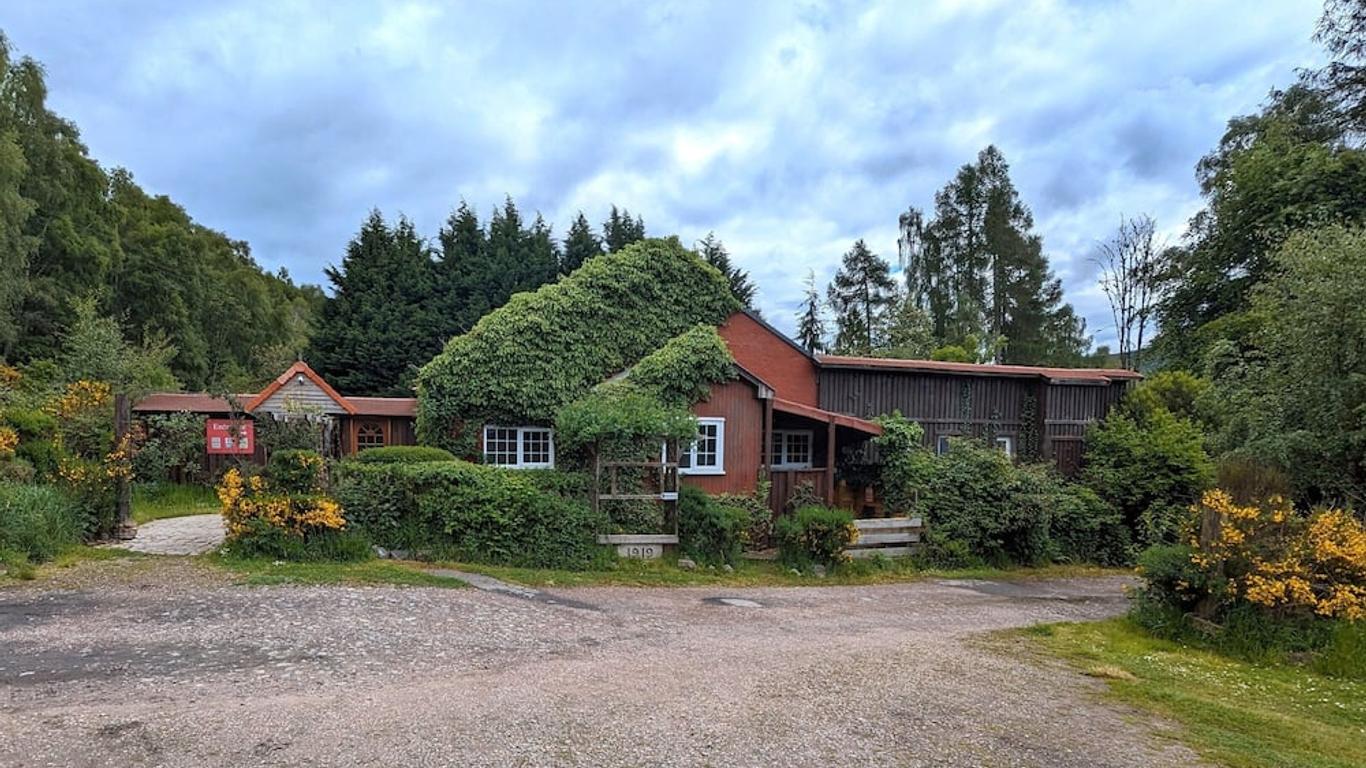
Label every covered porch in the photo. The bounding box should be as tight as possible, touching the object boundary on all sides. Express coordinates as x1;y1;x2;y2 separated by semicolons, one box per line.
763;398;883;517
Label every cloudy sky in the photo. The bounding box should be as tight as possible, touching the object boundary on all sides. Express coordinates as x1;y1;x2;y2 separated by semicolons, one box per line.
3;1;1325;345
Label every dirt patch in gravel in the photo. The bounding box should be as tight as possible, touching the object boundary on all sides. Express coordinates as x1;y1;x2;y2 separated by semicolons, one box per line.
0;565;1201;767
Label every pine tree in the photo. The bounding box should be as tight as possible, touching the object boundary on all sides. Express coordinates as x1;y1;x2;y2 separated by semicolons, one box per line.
795;269;825;353
696;232;757;310
436;201;488;334
826;239;897;356
603;205;646;252
877;289;935;359
560;211;602;275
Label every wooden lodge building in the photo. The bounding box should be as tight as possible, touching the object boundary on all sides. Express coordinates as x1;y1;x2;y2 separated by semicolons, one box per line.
135;311;1138;514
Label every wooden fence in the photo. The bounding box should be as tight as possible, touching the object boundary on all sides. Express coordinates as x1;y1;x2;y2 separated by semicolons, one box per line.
847;517;924;559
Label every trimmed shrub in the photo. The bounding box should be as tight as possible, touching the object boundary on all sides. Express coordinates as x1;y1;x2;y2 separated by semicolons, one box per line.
716;485;773;550
417;238;739;453
775;505;856;569
0;482;82;564
519;468;592;498
333;460;608;569
266;449;325;494
677;486;748;566
354;445;457;464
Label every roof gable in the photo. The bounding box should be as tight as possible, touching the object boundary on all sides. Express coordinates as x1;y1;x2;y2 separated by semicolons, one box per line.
244;361;358;415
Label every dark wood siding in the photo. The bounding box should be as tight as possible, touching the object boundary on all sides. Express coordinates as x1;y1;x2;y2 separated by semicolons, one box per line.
819;369;1130;474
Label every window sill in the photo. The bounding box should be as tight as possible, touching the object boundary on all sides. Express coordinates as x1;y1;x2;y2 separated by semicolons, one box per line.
771;464;815;471
680;469;725;476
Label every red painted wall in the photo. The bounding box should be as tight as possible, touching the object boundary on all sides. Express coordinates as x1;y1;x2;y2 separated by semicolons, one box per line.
682;379;764;496
718;312;819;406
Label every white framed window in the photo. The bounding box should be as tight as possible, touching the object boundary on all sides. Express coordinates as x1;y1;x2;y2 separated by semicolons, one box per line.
679;417;725;475
936;435;953;455
771;429;814;469
994;435;1014;458
483;425;555;469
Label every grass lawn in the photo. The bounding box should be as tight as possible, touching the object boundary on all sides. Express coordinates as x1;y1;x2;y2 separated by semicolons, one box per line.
132;482;219;523
204;553;468;588
449;557;1123;588
1021;618;1366;768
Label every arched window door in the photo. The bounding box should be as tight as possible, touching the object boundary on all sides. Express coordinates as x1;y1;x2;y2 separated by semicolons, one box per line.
357;421;386;450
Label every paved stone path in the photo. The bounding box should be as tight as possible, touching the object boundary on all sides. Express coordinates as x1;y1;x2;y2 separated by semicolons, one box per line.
112;513;225;555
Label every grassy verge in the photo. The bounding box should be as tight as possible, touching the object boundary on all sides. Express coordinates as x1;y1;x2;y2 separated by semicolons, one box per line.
204;553;467;588
132;482;219;523
1;545;145;582
1020;618;1366;768
448;557;1123;588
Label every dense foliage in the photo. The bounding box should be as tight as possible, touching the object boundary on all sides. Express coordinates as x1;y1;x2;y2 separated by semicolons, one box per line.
417;238;739;453
354;445;458;464
332;460;607;569
677;485;749;566
774;504;857;569
0;33;321;391
132;412;206;484
1081;408;1214;548
1202;225;1366;507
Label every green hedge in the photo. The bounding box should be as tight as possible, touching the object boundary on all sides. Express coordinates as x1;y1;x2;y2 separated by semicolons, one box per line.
416;238;739;453
354;445;458;464
267;449;325;494
333;461;607;569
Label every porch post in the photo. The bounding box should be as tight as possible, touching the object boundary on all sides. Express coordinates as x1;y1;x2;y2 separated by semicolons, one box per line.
824;417;836;507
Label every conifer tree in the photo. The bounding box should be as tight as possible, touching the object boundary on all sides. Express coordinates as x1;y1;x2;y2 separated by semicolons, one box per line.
310;211;440;396
795;269;825;353
827;239;897;355
603;205;646;252
560;211;602;275
696;232;757;310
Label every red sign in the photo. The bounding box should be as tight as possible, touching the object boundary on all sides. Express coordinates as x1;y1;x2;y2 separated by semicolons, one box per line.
206;418;255;455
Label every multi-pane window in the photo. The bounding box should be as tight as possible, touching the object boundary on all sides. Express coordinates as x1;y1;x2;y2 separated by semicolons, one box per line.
679;417;724;475
483;426;553;468
771;430;813;469
356;421;386;450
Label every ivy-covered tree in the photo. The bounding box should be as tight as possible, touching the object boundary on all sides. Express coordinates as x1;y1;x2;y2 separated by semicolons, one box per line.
696;232;757;310
795;269;825;353
560;211;602;275
309;211;441;396
827;239;897;356
603;205;646;252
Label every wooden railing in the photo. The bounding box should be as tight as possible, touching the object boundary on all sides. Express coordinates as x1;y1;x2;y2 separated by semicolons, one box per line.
847;517;924;559
769;469;830;514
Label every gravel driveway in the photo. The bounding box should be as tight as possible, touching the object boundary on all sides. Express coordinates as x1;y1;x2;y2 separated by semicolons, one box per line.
0;565;1198;767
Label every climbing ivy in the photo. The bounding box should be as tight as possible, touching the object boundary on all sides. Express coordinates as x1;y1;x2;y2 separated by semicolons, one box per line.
416;238;739;454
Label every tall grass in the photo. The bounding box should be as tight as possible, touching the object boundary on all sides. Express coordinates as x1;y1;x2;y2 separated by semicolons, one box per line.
0;483;83;569
132;482;219;523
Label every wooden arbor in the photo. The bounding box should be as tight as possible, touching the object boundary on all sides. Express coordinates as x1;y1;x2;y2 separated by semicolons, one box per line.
591;439;682;558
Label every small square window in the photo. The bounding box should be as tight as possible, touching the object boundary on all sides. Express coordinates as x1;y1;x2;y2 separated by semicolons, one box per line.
936;435;953;455
995;435;1015;458
680;418;725;475
772;430;813;469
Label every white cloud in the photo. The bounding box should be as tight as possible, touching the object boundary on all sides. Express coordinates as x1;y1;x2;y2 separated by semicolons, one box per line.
2;0;1327;347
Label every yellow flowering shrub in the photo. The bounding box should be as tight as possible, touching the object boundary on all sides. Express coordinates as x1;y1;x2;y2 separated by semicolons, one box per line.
0;426;17;460
217;467;346;539
1191;490;1366;621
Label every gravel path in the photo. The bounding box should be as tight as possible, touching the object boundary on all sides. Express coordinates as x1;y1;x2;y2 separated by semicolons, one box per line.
0;568;1200;767
110;514;225;555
